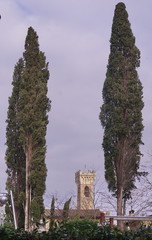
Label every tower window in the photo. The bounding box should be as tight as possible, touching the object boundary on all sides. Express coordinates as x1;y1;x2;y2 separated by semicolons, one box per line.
84;186;90;197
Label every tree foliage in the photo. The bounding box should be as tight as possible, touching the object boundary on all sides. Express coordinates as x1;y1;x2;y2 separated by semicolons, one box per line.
6;26;51;230
62;197;72;221
5;58;26;228
1;223;152;240
50;196;55;218
49;196;55;228
99;2;144;217
18;27;51;229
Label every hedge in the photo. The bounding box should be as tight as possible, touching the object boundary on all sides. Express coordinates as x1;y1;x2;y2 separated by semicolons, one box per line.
0;219;152;240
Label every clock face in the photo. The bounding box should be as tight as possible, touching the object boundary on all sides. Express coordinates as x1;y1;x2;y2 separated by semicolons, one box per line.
84;186;90;197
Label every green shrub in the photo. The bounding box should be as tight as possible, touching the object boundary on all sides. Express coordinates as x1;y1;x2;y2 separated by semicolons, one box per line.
47;218;98;240
0;221;152;240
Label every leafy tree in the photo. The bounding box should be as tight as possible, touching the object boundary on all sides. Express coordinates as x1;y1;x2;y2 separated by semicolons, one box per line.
63;197;71;221
49;196;55;228
50;196;55;218
5;26;50;230
99;2;144;228
5;58;26;228
17;26;51;230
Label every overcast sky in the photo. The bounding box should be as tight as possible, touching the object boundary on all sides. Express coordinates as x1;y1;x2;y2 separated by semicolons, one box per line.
0;0;152;208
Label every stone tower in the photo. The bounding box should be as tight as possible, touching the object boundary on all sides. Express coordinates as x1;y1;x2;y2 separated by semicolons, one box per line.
75;170;96;210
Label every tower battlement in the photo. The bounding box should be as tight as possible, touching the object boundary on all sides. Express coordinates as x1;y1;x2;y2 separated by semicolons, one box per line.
75;170;96;210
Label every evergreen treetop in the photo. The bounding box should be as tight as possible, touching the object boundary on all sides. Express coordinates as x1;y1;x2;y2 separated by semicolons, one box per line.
100;2;144;210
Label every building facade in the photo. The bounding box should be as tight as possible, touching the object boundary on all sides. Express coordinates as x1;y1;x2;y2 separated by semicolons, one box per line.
75;170;96;210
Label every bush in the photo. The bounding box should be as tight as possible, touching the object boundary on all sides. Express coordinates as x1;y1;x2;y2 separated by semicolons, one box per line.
48;219;152;240
0;221;152;240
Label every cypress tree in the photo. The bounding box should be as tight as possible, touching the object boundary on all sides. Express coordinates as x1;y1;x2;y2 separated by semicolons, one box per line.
5;58;26;228
99;2;144;228
62;197;71;221
49;196;55;228
50;196;55;219
17;27;51;230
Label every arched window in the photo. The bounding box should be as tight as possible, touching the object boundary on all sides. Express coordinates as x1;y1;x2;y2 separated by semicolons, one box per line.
84;186;90;197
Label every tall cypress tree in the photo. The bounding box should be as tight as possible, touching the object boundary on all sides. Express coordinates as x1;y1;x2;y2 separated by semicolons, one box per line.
99;2;144;226
17;27;51;230
5;58;26;228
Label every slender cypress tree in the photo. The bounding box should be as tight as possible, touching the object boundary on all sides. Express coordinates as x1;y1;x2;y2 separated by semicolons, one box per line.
62;197;71;221
99;2;144;227
49;196;55;228
5;58;26;228
17;27;51;230
50;196;55;218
